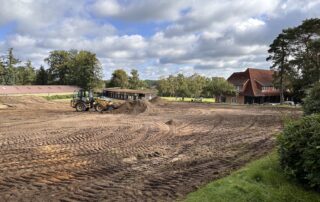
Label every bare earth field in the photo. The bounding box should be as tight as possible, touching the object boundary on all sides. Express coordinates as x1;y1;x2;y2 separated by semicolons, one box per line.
0;97;300;201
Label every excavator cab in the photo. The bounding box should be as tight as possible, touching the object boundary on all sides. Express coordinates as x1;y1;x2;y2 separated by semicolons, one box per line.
71;89;94;112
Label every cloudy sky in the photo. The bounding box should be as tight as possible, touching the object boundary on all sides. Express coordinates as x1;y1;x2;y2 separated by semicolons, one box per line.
0;0;319;79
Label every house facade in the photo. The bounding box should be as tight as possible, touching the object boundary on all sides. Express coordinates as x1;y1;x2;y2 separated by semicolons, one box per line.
226;68;283;104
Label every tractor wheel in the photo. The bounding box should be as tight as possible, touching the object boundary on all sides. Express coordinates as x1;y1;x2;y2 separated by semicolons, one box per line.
75;103;86;112
95;104;104;112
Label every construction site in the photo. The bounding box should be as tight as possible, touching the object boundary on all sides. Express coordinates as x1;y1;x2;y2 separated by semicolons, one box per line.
0;95;301;201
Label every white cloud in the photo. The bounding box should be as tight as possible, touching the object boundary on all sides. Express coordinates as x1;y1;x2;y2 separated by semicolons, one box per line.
0;0;320;80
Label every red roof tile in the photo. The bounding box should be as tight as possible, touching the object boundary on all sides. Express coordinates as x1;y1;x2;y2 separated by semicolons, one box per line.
227;68;279;97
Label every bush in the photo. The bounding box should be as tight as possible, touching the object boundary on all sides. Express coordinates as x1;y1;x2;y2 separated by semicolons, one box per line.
303;82;320;115
278;114;320;191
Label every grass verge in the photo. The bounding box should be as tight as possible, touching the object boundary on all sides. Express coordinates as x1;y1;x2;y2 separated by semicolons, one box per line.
42;94;73;100
184;152;320;202
161;97;215;103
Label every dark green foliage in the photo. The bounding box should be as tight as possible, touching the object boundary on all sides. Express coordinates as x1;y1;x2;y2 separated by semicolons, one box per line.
0;48;21;85
45;50;103;90
35;66;49;85
267;18;320;102
144;80;158;88
45;50;71;85
157;74;235;99
303;82;320;115
15;61;36;85
0;48;103;89
71;50;103;90
128;69;147;89
109;69;129;88
278;114;320;190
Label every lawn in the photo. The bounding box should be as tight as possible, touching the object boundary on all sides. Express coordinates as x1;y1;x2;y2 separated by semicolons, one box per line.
184;152;320;202
42;94;73;100
161;97;215;103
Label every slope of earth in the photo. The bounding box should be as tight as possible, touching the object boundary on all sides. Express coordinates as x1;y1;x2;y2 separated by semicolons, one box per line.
0;97;301;201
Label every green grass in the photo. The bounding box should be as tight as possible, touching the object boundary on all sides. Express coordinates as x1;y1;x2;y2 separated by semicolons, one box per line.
184;152;320;202
42;94;73;100
161;97;215;103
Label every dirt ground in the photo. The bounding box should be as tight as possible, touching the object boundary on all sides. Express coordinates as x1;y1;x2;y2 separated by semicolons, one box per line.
0;96;300;201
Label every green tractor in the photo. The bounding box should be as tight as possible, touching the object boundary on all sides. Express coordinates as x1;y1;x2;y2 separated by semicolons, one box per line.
71;89;116;112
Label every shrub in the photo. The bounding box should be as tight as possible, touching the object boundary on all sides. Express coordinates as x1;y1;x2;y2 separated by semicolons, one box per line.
303;82;320;115
278;114;320;191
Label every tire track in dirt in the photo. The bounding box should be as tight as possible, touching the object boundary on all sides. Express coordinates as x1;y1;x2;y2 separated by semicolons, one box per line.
0;99;297;201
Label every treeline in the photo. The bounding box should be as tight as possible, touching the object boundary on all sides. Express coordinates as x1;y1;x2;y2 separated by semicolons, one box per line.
0;48;36;85
107;69;148;89
157;74;235;100
267;18;320;102
0;49;103;90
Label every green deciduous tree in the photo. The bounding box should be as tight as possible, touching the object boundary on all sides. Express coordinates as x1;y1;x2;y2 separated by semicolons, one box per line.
175;74;190;99
129;69;140;89
109;69;129;88
188;74;206;98
45;50;103;89
72;50;103;90
205;77;235;102
128;69;146;89
45;50;72;84
15;60;36;85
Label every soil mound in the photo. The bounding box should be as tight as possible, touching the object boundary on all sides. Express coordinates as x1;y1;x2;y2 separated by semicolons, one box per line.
113;99;157;115
165;119;176;125
149;96;166;105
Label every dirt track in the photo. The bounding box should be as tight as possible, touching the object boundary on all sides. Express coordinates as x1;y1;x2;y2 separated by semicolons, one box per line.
0;97;300;201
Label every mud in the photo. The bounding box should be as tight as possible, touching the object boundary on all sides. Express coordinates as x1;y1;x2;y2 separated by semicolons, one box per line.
0;96;301;201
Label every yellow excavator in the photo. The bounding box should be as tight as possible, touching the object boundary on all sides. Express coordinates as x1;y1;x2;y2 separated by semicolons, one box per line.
71;89;116;112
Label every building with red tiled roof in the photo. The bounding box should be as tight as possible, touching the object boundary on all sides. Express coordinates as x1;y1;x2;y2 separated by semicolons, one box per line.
0;85;80;95
226;68;283;104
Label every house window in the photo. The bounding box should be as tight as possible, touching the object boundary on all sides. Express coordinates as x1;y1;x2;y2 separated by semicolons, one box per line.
262;86;275;91
236;86;242;92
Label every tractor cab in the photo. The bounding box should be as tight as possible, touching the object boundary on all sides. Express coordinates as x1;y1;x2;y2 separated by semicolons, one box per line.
71;89;116;112
71;89;94;112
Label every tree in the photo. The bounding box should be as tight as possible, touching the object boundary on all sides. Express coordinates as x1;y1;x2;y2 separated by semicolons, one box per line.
267;32;292;104
15;60;36;85
128;69;146;89
45;50;71;84
35;65;49;85
157;77;170;96
206;77;235;102
72;50;103;90
175;74;190;99
268;18;320;102
109;69;129;88
1;48;21;85
44;50;103;89
303;82;320;115
188;74;206;98
0;59;5;84
167;75;177;97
